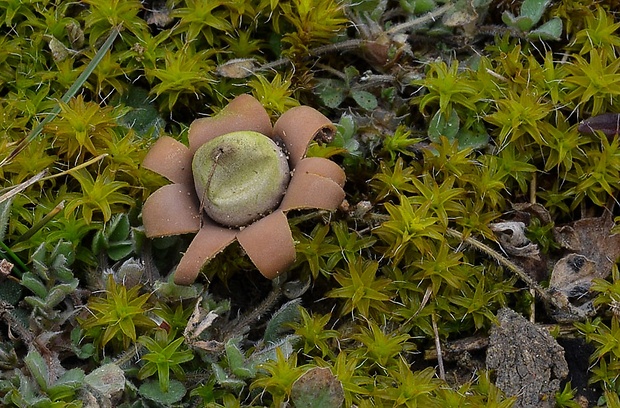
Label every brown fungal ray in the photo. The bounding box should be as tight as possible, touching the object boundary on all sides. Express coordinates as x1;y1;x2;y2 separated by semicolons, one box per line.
142;136;193;185
273;106;336;168
142;184;201;238
174;220;238;285
140;94;346;285
236;210;295;279
293;157;346;187
280;172;345;212
188;94;273;154
578;113;620;137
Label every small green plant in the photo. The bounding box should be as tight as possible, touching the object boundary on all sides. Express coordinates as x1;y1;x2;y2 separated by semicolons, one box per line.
91;213;135;261
525;217;559;254
373;196;444;265
375;360;440;406
570;6;620;56
575;266;620;395
326;256;393;318
427;108;489;151
564;49;620;116
137;329;194;392
316;66;379;111
2;348;85;407
20;241;78;321
555;382;583;408
289;308;339;358
251;349;308;406
79;275;156;351
501;0;563;40
484;90;552;149
351;320;413;369
399;0;437;15
379;126;421;165
64;167;134;224
293;223;341;280
414;61;479;117
370;157;418;200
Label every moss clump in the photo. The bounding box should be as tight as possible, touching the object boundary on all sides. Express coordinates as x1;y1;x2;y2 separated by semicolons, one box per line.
1;0;620;406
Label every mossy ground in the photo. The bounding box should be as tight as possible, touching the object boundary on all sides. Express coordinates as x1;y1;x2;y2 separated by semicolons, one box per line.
1;0;620;407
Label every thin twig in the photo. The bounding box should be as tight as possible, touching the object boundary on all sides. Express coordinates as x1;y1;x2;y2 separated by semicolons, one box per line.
39;154;108;182
446;228;587;319
14;201;65;244
0;301;34;345
432;313;445;380
0;154;107;206
113;343;143;368
223;285;283;341
0;170;47;204
397;285;432;334
447;228;545;296
386;4;455;36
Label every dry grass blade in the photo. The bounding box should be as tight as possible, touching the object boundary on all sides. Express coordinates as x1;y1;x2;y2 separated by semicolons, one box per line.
0;170;48;205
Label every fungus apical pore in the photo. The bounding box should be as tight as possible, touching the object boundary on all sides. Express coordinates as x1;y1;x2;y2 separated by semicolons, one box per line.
192;131;290;227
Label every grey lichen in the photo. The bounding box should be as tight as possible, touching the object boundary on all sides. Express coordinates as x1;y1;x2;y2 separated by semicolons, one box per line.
486;308;569;408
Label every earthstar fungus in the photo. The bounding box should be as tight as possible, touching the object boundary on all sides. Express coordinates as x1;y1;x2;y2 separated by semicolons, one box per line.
142;95;346;285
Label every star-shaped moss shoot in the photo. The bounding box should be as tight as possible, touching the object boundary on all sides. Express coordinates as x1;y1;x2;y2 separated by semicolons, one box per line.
141;95;346;284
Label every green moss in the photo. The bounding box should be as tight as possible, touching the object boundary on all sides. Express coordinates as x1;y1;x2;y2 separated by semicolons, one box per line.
2;0;620;406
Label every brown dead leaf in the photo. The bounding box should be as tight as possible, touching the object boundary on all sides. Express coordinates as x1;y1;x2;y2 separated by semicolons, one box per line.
547;212;620;319
489;220;547;281
553;213;620;274
291;367;344;408
549;254;597;298
490;221;540;258
215;59;258;78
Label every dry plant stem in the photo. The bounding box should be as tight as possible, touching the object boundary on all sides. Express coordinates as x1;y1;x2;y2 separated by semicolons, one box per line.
476;24;524;39
530;174;537;322
0;170;47;204
424;335;489;361
432;313;445;380
530;287;536;323
397;285;432;334
314;63;347;79
386;3;455;35
446;228;586;319
447;228;543;294
256;39;364;72
222;285;283;342
256;5;453;74
14;201;65;244
39;154;108;182
0;301;33;344
113;343;143;368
